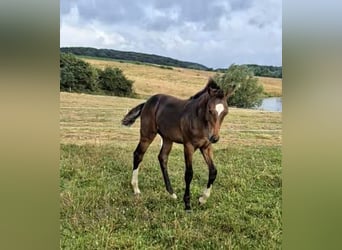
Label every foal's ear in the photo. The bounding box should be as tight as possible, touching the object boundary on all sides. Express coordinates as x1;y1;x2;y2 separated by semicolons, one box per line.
208;86;217;97
225;83;238;99
207;77;221;97
209;88;224;98
207;77;219;89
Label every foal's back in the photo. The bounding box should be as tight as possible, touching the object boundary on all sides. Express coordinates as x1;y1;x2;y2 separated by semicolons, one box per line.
141;94;187;143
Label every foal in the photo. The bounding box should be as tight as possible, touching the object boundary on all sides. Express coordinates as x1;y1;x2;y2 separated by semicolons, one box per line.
122;78;235;210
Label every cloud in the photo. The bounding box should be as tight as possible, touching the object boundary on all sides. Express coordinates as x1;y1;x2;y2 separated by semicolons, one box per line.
60;0;282;68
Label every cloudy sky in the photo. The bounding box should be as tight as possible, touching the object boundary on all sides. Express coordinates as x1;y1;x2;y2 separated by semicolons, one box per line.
60;0;282;69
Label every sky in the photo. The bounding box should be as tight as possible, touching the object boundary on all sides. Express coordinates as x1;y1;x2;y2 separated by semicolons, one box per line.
60;0;282;69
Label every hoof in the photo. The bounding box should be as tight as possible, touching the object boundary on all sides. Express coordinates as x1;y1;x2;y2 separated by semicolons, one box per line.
199;196;207;205
184;204;192;211
170;193;177;199
185;208;192;213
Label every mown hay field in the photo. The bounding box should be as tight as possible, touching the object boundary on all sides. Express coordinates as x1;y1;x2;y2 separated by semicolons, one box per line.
60;92;281;148
60;59;282;249
82;57;282;99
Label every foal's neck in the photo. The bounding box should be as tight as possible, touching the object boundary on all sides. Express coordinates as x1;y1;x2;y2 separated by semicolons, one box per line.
189;93;209;120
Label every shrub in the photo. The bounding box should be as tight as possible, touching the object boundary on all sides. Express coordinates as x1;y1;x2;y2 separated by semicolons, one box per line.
60;53;98;93
97;67;135;97
60;53;135;97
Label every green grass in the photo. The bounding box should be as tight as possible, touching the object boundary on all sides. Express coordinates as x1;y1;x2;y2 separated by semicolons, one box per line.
60;143;281;249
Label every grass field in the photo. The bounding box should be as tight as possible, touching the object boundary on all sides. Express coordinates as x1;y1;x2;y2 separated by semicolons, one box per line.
60;59;282;249
61;143;281;249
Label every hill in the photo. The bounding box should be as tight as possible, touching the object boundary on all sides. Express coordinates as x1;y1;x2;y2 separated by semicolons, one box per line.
61;47;282;78
60;47;210;71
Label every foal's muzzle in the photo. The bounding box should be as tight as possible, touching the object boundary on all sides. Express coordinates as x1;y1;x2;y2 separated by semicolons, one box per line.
209;135;219;143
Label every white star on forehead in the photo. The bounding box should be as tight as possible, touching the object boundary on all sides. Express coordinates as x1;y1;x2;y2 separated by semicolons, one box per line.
215;103;224;115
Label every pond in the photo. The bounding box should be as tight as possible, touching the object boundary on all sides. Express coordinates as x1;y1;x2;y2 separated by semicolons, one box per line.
255;97;282;112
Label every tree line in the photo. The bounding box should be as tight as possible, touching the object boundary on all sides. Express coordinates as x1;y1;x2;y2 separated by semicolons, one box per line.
216;64;282;78
60;53;135;97
244;64;282;78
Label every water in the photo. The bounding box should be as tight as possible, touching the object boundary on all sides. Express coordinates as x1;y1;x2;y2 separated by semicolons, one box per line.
255;97;282;112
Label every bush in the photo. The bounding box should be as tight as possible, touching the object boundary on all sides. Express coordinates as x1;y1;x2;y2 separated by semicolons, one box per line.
60;53;135;97
60;53;98;93
98;67;135;97
215;64;264;108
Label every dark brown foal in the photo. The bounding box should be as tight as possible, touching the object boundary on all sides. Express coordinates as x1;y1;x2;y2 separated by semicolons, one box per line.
122;77;236;210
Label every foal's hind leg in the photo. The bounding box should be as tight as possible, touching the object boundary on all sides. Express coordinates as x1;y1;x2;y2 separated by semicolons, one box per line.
131;136;155;194
199;145;217;204
183;144;195;210
158;138;177;199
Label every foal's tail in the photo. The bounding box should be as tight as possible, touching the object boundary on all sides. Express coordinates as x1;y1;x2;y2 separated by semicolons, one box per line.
121;103;145;126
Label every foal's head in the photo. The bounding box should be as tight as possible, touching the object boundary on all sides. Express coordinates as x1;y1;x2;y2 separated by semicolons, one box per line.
203;78;235;143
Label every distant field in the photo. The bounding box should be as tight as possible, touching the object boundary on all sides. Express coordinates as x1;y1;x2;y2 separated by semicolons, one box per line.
258;76;282;97
60;57;282;249
82;57;282;99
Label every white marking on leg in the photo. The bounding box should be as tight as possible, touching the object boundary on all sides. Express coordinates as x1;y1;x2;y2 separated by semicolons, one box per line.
170;193;177;199
199;185;212;204
215;103;224;116
131;168;141;194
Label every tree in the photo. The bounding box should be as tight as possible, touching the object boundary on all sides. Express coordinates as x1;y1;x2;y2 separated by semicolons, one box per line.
97;67;135;97
214;64;264;108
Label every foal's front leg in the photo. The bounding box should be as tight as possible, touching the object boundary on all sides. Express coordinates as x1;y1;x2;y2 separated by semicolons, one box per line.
199;145;217;204
183;144;194;210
